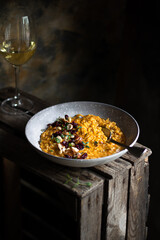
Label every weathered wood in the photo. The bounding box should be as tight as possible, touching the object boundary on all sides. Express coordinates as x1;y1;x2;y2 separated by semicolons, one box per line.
78;184;104;240
123;151;150;240
122;142;152;164
21;206;72;240
93;159;132;240
0;87;49;112
2;158;21;240
0;157;4;240
0;87;49;135
19;168;104;240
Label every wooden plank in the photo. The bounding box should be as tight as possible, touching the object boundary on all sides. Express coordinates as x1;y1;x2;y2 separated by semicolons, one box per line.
126;161;146;240
19;169;104;240
145;164;150;240
78;183;104;240
0;87;49;134
19;168;104;240
93;158;132;240
22;207;71;240
53;167;104;240
0;87;49;113
122;149;151;240
0;108;30;135
0;157;4;240
120;144;151;240
2;157;21;240
122;142;152;164
20;169;78;221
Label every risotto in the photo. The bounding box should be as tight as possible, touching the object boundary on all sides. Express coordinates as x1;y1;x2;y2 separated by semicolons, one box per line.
40;114;125;159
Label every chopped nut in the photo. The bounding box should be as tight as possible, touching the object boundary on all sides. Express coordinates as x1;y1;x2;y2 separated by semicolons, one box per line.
75;136;82;143
71;147;79;153
64;136;68;140
68;117;72;123
56;136;63;142
67;124;73;130
70;142;75;147
57;143;66;154
77;152;81;158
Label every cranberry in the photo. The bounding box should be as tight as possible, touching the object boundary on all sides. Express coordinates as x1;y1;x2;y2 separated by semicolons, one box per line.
75;142;84;150
65;115;69;120
50;121;61;127
80;153;87;159
72;121;78;128
62;141;69;148
52;131;62;137
64;154;72;158
70;130;74;134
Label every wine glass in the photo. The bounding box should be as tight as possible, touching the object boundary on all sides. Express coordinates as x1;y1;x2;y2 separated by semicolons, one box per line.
0;5;36;114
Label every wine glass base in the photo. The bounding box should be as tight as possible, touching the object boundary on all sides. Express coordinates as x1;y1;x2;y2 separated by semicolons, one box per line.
1;97;33;115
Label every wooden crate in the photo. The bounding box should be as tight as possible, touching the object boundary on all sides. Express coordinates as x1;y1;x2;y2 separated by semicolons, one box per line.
0;87;152;240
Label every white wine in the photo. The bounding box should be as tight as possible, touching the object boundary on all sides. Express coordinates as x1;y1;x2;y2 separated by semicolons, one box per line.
0;40;36;66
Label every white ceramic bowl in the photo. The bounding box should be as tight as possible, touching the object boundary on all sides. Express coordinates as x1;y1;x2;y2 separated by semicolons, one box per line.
25;101;139;167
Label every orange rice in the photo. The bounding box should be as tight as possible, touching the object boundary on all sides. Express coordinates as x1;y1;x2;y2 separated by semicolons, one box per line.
40;114;125;159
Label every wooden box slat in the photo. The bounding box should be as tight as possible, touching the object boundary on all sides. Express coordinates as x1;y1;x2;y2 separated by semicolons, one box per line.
0;87;48;113
125;156;150;240
0;87;48;134
93;159;132;240
22;207;72;240
1;158;21;240
78;182;104;240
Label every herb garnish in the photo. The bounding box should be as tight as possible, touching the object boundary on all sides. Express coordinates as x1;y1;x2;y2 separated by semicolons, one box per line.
64;174;92;188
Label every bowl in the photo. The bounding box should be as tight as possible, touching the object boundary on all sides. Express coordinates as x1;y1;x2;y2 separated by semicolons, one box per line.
25;101;140;167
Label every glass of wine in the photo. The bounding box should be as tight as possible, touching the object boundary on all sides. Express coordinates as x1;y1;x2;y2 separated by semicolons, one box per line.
0;5;36;114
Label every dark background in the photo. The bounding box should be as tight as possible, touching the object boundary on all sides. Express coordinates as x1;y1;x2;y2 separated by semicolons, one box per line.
0;0;159;239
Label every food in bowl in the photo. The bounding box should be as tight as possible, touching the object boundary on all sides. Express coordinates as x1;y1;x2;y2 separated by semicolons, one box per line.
39;114;125;159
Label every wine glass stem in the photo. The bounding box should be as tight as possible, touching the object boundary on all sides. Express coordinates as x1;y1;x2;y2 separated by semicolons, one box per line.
12;65;21;107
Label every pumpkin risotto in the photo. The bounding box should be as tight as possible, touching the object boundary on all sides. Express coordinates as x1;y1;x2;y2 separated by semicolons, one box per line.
40;114;125;159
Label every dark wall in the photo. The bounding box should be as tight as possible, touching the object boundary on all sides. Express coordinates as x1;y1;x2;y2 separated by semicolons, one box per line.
0;0;127;104
0;0;159;238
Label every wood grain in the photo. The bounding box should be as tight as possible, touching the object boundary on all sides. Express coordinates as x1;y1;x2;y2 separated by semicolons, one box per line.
93;159;131;240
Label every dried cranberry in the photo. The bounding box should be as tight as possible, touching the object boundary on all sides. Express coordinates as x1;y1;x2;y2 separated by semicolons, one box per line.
65;115;69;120
52;133;55;138
80;153;87;159
64;154;72;158
75;142;84;150
70;129;76;134
72;121;78;128
51;121;61;127
52;131;62;137
62;141;69;148
71;138;75;142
